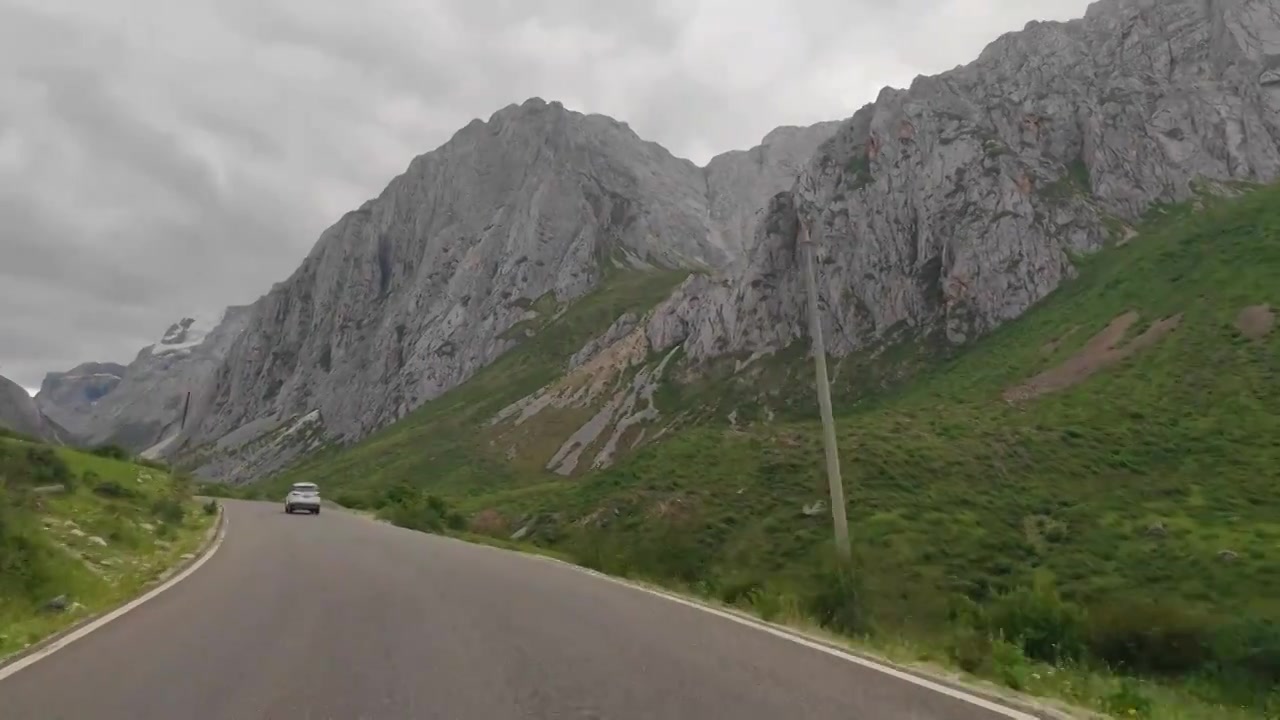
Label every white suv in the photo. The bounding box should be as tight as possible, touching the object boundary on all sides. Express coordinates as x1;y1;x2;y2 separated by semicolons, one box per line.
284;482;322;515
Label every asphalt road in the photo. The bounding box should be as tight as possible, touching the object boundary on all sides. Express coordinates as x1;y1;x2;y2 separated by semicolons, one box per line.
0;500;1038;720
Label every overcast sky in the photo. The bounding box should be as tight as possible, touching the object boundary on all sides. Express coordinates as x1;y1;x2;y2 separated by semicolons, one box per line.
0;0;1094;392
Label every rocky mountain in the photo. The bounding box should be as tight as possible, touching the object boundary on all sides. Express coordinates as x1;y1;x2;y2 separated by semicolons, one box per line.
169;101;836;478
476;0;1280;481
702;122;844;262
48;0;1278;485
0;374;69;444
35;362;127;437
36;308;252;453
636;0;1280;365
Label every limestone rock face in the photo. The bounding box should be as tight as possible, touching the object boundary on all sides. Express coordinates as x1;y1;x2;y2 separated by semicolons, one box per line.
644;0;1280;364
0;374;68;443
48;0;1280;483
175;100;833;477
36;309;251;453
35;362;127;437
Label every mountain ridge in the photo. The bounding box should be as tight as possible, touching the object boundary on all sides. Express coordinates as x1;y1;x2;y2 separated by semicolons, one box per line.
36;0;1280;485
170;102;840;479
0;373;70;444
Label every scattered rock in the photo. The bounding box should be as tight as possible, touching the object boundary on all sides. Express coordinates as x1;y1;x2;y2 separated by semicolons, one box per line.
87;536;108;547
69;528;86;538
568;312;640;370
1217;550;1239;563
1145;522;1167;538
802;500;827;517
180;553;196;560
42;595;70;613
139;523;156;532
32;484;67;495
510;522;535;541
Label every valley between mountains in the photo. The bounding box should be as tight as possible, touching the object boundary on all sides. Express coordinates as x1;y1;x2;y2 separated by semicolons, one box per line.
13;0;1280;716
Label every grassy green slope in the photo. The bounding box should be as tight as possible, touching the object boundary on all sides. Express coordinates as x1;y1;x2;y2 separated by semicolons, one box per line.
451;186;1280;714
530;187;1280;615
0;434;214;658
249;184;1279;715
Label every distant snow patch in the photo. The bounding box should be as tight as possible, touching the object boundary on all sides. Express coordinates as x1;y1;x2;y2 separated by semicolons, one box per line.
150;309;228;357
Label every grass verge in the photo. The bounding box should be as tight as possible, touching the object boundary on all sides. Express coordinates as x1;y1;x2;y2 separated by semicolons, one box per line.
249;183;1280;717
0;438;216;660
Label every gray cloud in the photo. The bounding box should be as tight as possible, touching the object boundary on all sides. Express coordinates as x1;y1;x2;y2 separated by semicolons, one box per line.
0;0;1092;391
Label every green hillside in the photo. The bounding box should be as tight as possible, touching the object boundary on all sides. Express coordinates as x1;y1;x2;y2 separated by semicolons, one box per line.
0;434;215;659
253;183;1279;716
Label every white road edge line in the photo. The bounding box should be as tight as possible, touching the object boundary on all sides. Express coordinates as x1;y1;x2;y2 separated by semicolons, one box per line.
529;554;1040;720
356;508;1046;718
0;514;229;683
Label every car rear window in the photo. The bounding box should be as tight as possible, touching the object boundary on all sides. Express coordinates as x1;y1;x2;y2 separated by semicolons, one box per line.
291;484;319;493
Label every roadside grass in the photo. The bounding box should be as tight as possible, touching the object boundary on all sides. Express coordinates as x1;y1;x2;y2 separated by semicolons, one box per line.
455;186;1280;716
0;438;213;659
252;183;1280;717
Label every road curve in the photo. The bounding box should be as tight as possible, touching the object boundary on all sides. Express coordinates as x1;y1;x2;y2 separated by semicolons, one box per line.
0;500;1036;720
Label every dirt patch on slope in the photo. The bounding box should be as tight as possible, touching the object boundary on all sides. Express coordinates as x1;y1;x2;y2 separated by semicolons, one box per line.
1039;326;1079;356
1004;311;1182;402
469;509;509;536
1235;305;1274;340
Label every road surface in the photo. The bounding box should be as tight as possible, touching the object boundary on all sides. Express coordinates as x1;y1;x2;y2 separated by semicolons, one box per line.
0;500;1038;719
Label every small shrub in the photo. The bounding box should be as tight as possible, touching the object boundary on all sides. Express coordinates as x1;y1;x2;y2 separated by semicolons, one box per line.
23;447;71;485
107;522;145;549
747;586;798;623
151;497;186;526
202;499;219;516
90;445;131;461
1087;600;1214;676
950;626;993;674
990;639;1032;690
378;491;447;533
1211;617;1280;685
444;511;466;531
717;575;765;606
1101;680;1153;718
332;491;373;510
92;480;137;500
985;578;1087;664
805;561;869;635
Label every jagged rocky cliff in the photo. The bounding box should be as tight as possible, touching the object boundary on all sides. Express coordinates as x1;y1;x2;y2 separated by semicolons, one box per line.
42;0;1279;483
36;309;252;453
641;0;1280;364
487;0;1280;478
35;362;127;437
174;101;837;478
0;374;69;444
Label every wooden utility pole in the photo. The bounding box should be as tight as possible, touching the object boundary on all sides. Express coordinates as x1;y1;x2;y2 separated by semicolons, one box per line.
797;217;851;564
